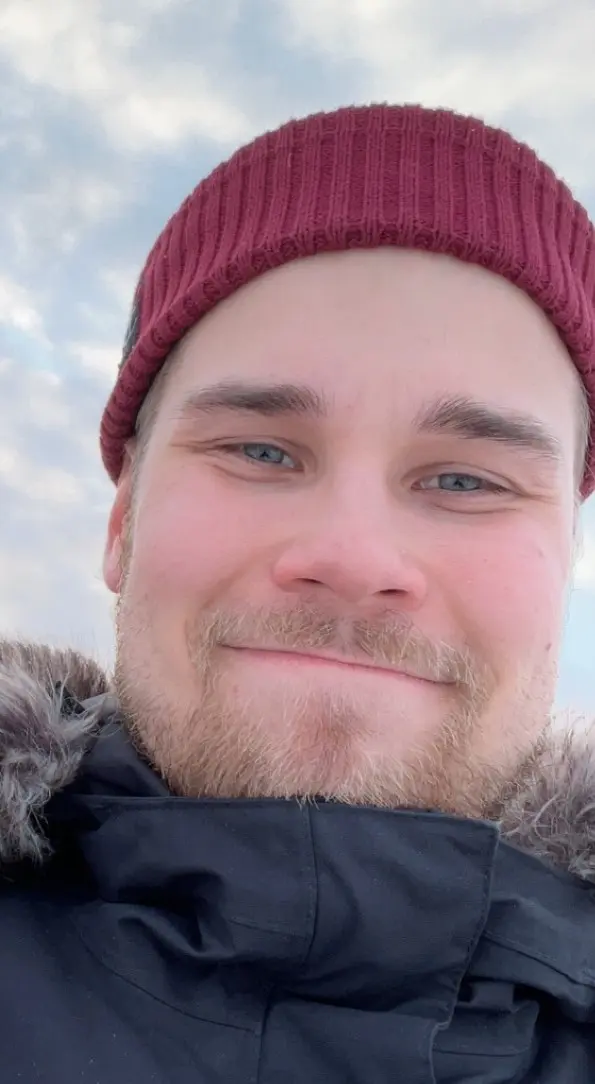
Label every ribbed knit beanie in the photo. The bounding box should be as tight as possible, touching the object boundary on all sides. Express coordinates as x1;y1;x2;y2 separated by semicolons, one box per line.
100;103;595;497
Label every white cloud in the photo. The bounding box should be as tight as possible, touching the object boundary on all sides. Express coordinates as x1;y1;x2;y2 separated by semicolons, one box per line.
0;0;253;151
4;169;125;268
101;266;138;312
0;275;49;342
69;341;120;383
0;442;83;503
576;542;595;592
0;550;48;627
0;350;114;658
0;361;72;431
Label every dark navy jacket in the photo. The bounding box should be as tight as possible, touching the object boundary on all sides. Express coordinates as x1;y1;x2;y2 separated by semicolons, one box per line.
1;644;595;1082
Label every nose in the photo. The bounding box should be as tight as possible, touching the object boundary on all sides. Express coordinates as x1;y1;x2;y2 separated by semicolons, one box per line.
271;481;428;611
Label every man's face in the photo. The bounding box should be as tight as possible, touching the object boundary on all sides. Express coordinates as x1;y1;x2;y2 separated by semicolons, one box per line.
104;248;579;817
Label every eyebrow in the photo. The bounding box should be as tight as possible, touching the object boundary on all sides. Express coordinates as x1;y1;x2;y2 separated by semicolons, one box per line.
174;380;330;420
414;394;563;466
174;380;563;466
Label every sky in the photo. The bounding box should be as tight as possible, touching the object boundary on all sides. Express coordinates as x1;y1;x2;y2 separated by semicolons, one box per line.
0;0;594;711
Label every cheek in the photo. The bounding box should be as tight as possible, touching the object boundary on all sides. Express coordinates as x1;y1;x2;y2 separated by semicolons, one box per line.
128;472;267;605
446;528;569;659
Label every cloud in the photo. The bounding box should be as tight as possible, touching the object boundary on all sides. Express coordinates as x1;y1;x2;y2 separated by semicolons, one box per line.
0;127;128;278
576;530;595;592
0;0;254;152
0;351;114;662
68;342;120;383
100;266;140;312
0;276;49;342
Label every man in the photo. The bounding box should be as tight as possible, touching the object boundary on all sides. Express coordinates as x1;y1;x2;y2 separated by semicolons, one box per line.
1;103;595;1083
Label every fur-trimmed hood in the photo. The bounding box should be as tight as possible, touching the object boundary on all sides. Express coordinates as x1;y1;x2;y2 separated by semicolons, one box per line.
0;640;117;865
2;638;595;881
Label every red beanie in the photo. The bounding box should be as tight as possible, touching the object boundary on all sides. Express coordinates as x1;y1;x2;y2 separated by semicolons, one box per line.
100;103;595;497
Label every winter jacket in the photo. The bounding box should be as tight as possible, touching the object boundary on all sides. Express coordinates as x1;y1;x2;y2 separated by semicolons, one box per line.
2;640;595;1084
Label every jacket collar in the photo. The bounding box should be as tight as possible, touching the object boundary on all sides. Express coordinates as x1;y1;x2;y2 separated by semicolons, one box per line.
35;715;595;1016
2;637;595;884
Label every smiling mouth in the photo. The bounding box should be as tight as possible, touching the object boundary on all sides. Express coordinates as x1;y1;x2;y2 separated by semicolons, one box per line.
222;646;447;684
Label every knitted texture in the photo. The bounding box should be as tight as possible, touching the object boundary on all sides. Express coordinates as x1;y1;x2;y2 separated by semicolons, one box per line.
100;103;595;496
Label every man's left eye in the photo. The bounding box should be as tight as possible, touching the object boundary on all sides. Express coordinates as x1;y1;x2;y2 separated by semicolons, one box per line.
419;473;508;494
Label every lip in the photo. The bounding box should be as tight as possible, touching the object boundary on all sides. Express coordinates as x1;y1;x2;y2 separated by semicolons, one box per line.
222;646;446;685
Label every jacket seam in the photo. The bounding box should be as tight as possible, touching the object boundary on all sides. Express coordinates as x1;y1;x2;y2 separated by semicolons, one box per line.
483;929;595;987
298;805;321;970
71;912;260;1032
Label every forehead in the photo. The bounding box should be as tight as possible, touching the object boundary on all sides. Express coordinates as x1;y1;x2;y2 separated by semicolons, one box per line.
164;248;580;443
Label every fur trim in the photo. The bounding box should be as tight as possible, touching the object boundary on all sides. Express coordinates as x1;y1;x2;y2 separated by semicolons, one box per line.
499;726;595;881
0;640;112;864
2;639;595;882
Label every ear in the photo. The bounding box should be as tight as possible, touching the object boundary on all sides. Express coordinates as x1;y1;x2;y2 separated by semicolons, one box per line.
103;448;134;595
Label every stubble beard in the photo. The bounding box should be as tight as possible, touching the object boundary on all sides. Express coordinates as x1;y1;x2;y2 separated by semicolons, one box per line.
115;583;553;820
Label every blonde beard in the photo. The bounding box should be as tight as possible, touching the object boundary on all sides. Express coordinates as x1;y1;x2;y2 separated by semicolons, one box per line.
114;592;552;821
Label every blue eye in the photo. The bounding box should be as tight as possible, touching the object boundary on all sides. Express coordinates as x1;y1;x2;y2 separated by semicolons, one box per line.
234;443;296;468
440;474;482;492
422;473;506;493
